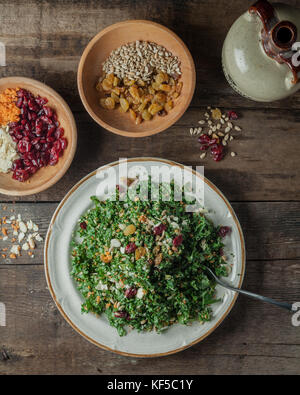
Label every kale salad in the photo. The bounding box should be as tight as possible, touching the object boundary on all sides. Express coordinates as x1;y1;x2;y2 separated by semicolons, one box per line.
71;178;231;336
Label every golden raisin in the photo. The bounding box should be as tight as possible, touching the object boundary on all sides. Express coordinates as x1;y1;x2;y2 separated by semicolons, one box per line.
123;224;136;236
105;97;115;110
120;98;129;112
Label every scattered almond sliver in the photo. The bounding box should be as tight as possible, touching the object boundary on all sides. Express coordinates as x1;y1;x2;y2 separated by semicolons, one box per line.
0;208;43;261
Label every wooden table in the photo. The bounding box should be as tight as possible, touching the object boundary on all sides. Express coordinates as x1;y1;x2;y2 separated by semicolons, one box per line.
0;0;300;375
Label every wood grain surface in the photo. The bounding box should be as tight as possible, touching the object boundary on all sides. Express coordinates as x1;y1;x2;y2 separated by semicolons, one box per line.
0;0;300;375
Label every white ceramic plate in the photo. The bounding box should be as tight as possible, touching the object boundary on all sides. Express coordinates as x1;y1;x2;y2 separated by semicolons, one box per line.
44;158;245;357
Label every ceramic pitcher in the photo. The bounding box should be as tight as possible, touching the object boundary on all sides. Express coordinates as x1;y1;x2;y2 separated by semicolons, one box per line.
222;0;300;102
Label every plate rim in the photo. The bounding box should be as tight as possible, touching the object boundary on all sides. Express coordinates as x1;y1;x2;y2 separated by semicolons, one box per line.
44;157;246;357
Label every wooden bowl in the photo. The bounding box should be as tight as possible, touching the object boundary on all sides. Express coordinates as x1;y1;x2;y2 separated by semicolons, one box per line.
77;20;196;137
0;77;77;196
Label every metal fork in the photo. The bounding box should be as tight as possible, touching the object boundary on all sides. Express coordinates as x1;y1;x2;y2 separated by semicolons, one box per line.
202;265;294;312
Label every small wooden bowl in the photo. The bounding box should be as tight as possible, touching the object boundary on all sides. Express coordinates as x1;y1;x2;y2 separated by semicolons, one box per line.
0;77;77;196
77;20;196;137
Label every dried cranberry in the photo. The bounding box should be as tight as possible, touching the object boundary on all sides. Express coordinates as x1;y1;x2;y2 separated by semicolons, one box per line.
200;144;209;151
228;110;238;120
17;139;32;153
198;134;211;145
208;138;218;146
16;98;23;108
153;223;166;235
218;226;232;238
124;287;137;299
12;159;23;171
114;311;129;319
53;140;62;154
49;152;59;166
210;143;224;161
212;154;223;162
10;88;67;182
40;115;52;125
60;137;67;150
80;222;87;230
210;144;223;156
173;234;183;247
43;106;53;117
27;165;38;174
12;169;30;182
47;125;56;136
125;243;137;254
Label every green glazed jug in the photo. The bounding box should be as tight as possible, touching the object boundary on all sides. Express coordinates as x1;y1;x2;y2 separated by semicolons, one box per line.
222;0;300;102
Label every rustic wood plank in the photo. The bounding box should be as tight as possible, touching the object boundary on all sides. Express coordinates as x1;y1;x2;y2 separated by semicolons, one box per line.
0;0;300;376
0;201;299;264
0;0;300;110
0;263;299;375
1;106;300;202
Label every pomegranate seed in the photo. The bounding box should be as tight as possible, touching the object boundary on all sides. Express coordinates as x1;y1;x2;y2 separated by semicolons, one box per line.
173;234;183;247
124;287;137;299
125;243;137;254
114;311;129;319
153;223;166;235
219;226;231;237
80;222;87;230
228;111;238;120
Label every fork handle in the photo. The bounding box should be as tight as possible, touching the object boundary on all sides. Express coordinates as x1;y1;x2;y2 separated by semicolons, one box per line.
222;283;294;312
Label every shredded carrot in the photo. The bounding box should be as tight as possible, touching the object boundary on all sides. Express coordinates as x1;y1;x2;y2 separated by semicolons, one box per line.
0;88;20;126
